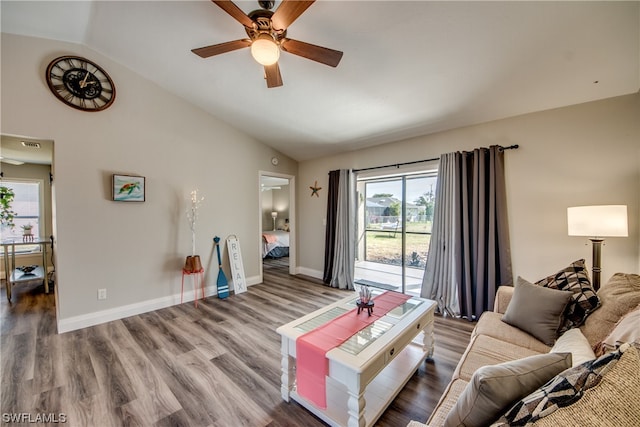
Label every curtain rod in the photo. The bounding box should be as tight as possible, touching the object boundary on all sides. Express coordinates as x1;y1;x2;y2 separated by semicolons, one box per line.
352;144;519;173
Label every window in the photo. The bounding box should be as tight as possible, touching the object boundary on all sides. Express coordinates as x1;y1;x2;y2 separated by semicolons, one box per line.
355;169;437;296
0;180;43;244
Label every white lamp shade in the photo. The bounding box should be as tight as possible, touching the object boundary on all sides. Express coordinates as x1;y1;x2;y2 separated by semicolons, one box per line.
271;211;278;219
251;35;280;66
567;205;628;237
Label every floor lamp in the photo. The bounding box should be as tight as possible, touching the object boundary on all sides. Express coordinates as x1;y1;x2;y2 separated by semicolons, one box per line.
567;205;628;290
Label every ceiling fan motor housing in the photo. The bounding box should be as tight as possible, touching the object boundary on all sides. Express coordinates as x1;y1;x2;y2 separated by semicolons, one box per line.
246;9;286;42
258;1;275;10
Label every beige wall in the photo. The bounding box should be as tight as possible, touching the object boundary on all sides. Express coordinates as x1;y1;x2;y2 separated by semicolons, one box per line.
297;93;640;283
272;187;290;230
1;34;296;329
2;32;638;331
261;186;290;231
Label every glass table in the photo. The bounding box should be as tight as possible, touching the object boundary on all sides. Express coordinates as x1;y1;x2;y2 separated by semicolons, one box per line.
1;237;51;301
277;290;436;427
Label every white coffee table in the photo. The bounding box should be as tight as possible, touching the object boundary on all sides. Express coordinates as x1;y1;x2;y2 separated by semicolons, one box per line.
276;291;436;427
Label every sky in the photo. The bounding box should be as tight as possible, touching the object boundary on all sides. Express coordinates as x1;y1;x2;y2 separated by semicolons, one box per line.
364;175;437;204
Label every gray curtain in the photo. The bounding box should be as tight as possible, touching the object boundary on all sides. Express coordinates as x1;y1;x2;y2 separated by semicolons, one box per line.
421;153;459;315
421;146;512;319
327;169;355;290
323;170;340;284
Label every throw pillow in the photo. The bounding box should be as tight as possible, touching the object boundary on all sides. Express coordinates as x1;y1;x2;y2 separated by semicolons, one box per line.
502;277;573;346
443;352;572;427
495;343;640;426
594;304;640;356
535;259;600;332
580;272;640;347
551;328;596;367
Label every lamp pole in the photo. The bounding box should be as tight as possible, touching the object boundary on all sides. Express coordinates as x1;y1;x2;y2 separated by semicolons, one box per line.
589;238;604;291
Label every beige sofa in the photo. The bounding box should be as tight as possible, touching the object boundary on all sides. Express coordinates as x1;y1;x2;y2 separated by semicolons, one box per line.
411;272;640;427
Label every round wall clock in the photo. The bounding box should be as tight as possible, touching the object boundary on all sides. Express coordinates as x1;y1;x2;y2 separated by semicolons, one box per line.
46;55;116;111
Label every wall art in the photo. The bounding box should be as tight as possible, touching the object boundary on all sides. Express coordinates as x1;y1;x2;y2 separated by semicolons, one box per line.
112;174;145;202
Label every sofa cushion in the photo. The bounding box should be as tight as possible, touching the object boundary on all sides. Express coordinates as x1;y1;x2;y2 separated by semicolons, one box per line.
453;334;541;382
493;285;514;314
534;259;600;332
551;328;596;367
443;352;572;427
495;343;640;426
580;272;640;347
474;311;552;353
502;277;573;346
595;304;640;356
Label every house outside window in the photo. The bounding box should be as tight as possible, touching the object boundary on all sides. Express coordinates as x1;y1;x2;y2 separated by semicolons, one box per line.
355;169;437;296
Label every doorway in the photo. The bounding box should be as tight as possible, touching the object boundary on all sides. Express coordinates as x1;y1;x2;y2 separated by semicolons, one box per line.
0;134;57;315
355;171;437;296
259;171;295;281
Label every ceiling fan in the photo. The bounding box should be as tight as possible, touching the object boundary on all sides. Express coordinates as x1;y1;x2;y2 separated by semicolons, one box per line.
192;0;343;88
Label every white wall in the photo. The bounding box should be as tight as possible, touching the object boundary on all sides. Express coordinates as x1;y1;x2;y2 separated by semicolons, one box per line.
1;34;296;331
297;93;640;284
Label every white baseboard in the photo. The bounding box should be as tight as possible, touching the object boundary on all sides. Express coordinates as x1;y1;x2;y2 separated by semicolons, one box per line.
295;266;323;280
245;274;261;286
57;274;261;334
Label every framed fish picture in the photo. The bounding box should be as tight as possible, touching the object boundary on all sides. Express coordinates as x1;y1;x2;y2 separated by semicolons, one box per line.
112;174;145;202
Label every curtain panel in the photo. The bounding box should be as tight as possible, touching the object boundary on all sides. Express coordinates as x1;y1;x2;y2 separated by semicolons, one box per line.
421;146;512;319
323;170;340;284
323;169;355;290
421;152;459;315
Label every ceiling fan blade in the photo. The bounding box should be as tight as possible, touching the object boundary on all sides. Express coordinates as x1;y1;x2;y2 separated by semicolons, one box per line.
191;39;251;58
212;0;255;28
281;38;343;67
264;63;283;88
271;0;315;31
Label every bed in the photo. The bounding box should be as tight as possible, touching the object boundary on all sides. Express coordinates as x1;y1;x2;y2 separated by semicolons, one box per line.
262;230;290;258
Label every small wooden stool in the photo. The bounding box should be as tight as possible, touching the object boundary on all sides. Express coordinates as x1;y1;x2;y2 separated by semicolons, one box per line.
356;300;375;316
181;268;205;307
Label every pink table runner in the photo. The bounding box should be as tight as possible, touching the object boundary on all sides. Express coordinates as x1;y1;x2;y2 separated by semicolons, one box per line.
296;291;411;408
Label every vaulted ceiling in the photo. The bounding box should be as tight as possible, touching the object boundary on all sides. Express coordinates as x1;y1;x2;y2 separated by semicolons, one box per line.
2;1;639;161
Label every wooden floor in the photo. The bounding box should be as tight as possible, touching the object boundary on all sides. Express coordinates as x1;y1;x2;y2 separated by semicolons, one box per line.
1;258;475;426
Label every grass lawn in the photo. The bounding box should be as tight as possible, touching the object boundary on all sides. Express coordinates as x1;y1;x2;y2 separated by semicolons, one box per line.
363;229;431;267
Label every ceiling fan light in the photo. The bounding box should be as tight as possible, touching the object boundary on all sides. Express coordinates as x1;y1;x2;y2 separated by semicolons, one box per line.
251;34;280;66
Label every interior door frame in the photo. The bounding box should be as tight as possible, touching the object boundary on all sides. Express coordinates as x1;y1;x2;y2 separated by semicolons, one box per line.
0;134;58;320
258;170;296;282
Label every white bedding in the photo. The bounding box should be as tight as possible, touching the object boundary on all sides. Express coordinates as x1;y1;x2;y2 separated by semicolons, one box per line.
261;230;290;258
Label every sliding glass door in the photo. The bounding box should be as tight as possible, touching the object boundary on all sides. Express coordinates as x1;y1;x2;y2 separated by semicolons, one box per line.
355;171;437;296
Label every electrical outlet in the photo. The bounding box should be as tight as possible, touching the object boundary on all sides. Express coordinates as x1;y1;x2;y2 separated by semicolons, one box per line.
98;288;107;300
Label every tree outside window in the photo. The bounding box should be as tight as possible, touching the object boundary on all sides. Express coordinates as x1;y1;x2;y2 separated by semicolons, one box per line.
0;180;41;242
